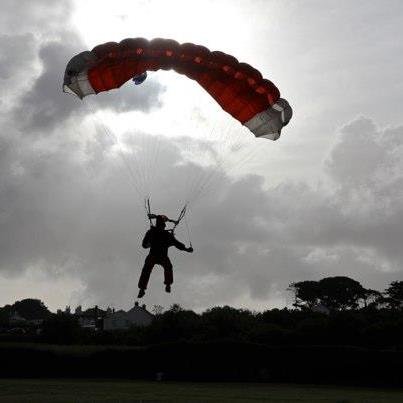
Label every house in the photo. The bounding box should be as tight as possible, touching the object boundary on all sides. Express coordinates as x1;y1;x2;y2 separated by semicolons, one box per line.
103;302;154;330
9;311;27;325
8;310;44;335
9;311;44;326
75;305;106;330
57;305;71;315
57;305;107;330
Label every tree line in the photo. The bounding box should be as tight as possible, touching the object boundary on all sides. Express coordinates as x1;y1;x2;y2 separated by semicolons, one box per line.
289;276;403;311
0;277;402;348
1;276;403;384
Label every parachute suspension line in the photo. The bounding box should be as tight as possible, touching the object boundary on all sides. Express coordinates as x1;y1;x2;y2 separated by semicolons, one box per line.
187;156;227;206
172;203;188;233
185;127;222;202
183;124;263;209
85;102;145;205
181;126;220;207
190;142;262;206
200;139;262;204
132;129;150;202
142;127;154;199
189;127;234;203
196;141;252;203
172;203;192;247
184;213;192;248
147;132;164;200
182;123;237;208
180;113;223;206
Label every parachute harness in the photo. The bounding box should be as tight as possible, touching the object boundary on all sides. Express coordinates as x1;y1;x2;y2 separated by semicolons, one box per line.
145;198;192;247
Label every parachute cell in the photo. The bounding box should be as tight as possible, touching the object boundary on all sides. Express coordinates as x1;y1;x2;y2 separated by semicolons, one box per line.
63;38;292;139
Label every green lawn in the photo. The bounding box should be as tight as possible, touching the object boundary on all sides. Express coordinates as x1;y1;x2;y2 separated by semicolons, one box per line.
0;380;402;402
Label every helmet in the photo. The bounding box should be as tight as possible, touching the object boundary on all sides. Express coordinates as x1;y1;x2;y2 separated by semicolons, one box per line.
156;215;168;226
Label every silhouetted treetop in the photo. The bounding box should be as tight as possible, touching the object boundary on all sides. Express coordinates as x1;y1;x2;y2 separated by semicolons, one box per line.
290;277;366;311
12;298;51;320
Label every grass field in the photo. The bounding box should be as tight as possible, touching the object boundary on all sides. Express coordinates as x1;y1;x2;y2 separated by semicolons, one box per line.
0;379;402;402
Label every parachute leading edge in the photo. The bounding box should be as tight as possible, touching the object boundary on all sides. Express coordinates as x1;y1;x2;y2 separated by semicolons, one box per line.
63;38;292;139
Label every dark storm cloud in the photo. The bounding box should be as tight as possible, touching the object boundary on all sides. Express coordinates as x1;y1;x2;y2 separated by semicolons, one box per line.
14;36;85;132
0;34;36;81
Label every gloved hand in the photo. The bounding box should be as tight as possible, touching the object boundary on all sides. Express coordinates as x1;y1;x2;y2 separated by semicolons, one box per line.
187;246;194;253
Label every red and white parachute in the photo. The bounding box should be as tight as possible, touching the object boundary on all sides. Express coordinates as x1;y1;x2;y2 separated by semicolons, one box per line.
63;38;292;140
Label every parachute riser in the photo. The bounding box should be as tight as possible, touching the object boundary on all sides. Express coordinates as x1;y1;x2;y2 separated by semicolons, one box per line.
145;199;192;246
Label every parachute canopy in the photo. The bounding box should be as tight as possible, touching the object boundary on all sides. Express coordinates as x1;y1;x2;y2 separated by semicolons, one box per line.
63;38;292;140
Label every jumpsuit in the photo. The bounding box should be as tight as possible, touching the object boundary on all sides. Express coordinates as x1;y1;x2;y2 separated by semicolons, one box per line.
138;227;187;290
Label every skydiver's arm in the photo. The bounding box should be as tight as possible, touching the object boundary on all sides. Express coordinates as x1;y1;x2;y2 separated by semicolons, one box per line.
172;237;193;253
142;230;152;249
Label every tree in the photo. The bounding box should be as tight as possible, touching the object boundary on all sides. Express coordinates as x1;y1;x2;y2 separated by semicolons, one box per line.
13;299;51;320
201;306;255;340
151;305;164;316
318;277;365;311
146;304;200;343
384;281;403;309
0;304;13;326
288;281;321;309
360;288;382;308
290;277;366;311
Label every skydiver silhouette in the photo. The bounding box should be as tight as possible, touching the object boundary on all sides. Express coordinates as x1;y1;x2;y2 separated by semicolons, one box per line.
137;214;193;298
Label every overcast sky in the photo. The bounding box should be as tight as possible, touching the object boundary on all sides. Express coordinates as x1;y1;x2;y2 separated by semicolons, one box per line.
1;0;403;312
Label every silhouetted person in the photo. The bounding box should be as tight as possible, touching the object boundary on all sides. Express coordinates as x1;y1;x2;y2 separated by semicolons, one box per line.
137;215;193;298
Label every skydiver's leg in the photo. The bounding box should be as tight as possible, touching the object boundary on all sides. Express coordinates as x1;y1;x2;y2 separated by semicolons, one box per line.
161;257;173;292
138;255;155;295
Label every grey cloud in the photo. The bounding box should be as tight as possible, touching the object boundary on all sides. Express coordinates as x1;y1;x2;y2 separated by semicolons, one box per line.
0;34;36;81
326;118;395;188
14;37;84;132
1;116;403;311
0;0;74;35
0;34;38;107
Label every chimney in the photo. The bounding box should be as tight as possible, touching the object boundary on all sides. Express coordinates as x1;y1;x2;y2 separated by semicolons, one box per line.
134;301;139;307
